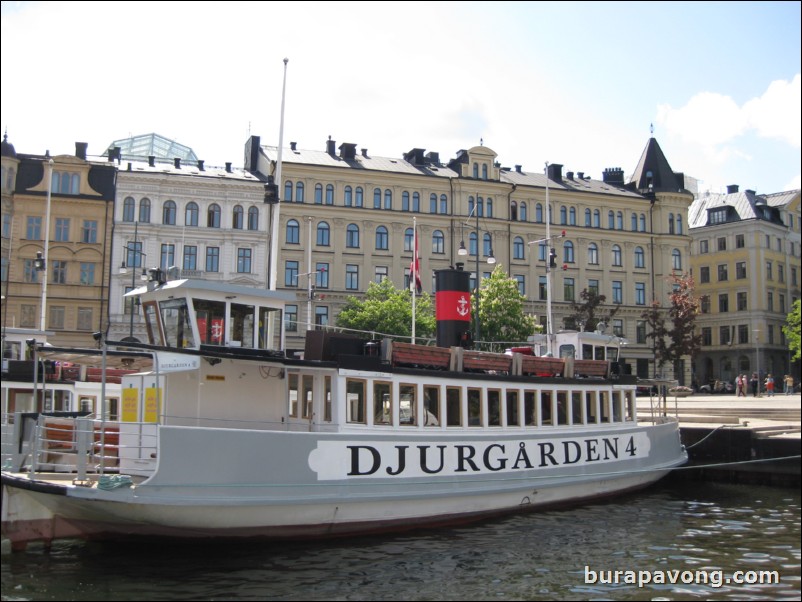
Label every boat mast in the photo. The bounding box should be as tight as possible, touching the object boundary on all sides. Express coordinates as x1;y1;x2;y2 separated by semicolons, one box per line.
545;162;554;357
269;58;289;291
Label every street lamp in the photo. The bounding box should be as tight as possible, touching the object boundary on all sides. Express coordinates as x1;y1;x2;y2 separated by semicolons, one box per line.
458;197;496;347
119;222;148;339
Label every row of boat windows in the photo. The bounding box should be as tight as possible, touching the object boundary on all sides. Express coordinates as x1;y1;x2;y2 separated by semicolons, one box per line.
323;378;634;428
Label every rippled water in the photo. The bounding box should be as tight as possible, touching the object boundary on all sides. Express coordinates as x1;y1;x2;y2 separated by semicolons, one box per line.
2;481;800;601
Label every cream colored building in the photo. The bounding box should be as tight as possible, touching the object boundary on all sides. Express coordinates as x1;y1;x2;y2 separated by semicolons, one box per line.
689;186;801;387
246;135;694;381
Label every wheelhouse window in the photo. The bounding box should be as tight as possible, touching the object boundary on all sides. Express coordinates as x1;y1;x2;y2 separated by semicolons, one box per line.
346;379;366;424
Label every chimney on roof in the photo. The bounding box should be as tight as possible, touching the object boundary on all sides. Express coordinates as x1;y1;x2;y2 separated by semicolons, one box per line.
75;142;88;160
577;172;584;180
361;148;369;157
326;137;336;155
425;151;439;164
174;158;181;169
290;141;297;151
339;143;357;160
148;155;156;167
197;160;205;171
566;171;574;180
602;167;625;186
745;189;756;196
404;148;426;166
547;163;563;182
515;165;522;173
727;184;739;194
225;162;232;173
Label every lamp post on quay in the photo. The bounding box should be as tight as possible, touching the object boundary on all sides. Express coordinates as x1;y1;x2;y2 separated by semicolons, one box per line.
458;198;496;347
119;222;148;339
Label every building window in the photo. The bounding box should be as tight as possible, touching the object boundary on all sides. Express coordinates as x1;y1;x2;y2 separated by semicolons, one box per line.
375;226;389;250
539;276;547;300
536;203;543;223
700;296;710;313
344;186;353;207
286;219;300;244
737;292;747;311
766;261;773;280
82;220;97;243
608;211;615;229
778;264;785;284
316;263;329;288
635;283;646;305
233;206;244;229
52;171;79;194
672;249;682;270
55;218;70;242
719;293;729;313
285;304;298;332
569;207;576;225
612;245;622;267
315;306;329;327
738;325;749;344
588;279;599;295
736;234;744;248
325;184;334;205
613;319;624;337
80;262;95;285
77;307;92;331
206;247;219;272
139;198;151;223
736;262;747;279
593;210;600;228
585;208;592;227
702;327;712;346
564;278;575;302
719;326;730;346
384;189;392;210
402;191;410;211
284;180;293;202
26;216;42;240
345;264;359;290
183;246;197;270
699;240;709;254
700;266;710;283
163;200;176;225
21;304;36;328
285;260;299;287
373;188;381;209
248;207;259;230
513;236;525;260
346;224;360;248
634;246;645;268
631;213;638;231
519;202;527;221
49;306;65;329
375;266;388;283
718;264;728;281
237;248;252;273
563;241;574;263
612;281;622;304
717;237;726;251
433;230;445;254
185;202;199;227
315;184;323;204
160;244;175;270
636;321;646;344
317;222;330;246
588;243;598;265
560;206;567;225
207;204;221;228
515;274;525;295
639;214;646;231
404;228;414;252
710;209;727;224
354;187;363;207
123;197;136;222
51;260;67;284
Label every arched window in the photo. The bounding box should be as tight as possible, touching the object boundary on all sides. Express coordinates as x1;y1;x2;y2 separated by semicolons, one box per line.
477;197;484;217
676;215;683;235
612;244;622;266
123;197;135;222
585;208;592;227
510;201;518;221
317;222;330;246
432;230;445;254
440;194;448;214
588;243;599;265
325;184;334;205
668;213;675;234
384;189;392;210
315;184;323;204
355;187;363;207
344;186;353;206
482;164;488;180
412;192;420;212
185;202;199;227
233;206;244;229
468;196;475;216
207;203;221;228
513;236;525;259
593;210;601;228
402;191;410;211
634;246;645;268
286;219;300;244
563;240;574;263
672;249;682;270
469;232;478;256
536;203;543;223
404;228;414;252
608;211;615;229
295;181;305;202
486;197;493;217
616;212;623;230
569;207;576;225
631;213;638;231
346;224;360;248
375;226;388;250
163;200;176;225
520;202;527;221
473;163;479;178
560;206;567;225
247;207;258;230
430;193;438;214
538;242;547;262
483;233;492;257
373;188;381;209
139;198;151;223
284;180;293;202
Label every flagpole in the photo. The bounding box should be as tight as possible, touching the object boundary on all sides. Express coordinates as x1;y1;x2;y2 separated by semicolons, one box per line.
269;58;288;291
411;217;417;345
545;162;554;357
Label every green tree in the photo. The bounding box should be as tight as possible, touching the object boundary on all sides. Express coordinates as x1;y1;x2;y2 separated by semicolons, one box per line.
335;278;436;341
570;288;620;332
476;266;539;351
784;298;801;361
641;272;702;376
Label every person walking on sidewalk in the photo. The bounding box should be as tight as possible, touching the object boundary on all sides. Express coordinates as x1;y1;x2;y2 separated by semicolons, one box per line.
750;372;759;397
736;374;745;397
765;374;775;397
784;374;794;395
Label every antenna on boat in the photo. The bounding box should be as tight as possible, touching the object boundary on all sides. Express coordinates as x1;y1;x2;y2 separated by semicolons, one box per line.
268;58;289;292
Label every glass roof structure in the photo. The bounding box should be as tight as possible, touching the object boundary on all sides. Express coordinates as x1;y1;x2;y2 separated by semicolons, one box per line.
105;133;198;163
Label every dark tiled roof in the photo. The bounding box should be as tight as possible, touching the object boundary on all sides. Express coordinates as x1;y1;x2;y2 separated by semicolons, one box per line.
628;137;685;194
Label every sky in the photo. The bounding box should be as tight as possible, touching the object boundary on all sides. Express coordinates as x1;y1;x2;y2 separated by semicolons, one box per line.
1;1;800;196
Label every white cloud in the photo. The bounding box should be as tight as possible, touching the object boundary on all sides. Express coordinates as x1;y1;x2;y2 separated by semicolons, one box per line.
743;74;801;148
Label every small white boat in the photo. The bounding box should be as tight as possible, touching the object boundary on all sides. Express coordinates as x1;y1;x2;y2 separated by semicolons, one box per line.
2;270;686;549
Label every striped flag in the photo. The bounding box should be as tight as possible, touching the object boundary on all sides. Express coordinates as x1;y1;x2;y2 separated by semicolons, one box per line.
410;226;422;294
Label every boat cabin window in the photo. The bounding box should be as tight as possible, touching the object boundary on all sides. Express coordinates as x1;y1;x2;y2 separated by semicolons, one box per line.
287;373;299;417
541;391;553;426
346;379;366;424
571;391;583;425
487;389;501;426
230;303;255;348
559;344;575;359
606;346;619;362
143;302;160;344
399;384;416;426
302;375;314;419
556;391;569;425
506;391;520;426
324;376;332;422
160;298;196;349
599;391;611;423
374;381;391;425
446;387;461;427
467;388;482;426
612;391;623;421
585;391;600;424
524;390;538;426
582;344;593;360
423;386;440;427
194;299;226;344
259;307;282;350
625;391;635;421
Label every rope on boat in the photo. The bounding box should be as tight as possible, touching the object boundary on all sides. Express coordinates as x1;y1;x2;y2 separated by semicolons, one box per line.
683;424;730;449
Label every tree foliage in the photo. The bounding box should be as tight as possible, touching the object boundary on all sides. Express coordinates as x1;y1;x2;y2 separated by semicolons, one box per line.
476;266;539;351
784;298;801;362
335;278;436;341
570;288;620;332
641;272;702;372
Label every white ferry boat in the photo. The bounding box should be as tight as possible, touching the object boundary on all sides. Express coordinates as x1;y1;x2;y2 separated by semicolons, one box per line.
1;269;686;549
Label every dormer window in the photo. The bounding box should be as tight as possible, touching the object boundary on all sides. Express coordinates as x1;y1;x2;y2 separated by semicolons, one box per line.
709;208;727;224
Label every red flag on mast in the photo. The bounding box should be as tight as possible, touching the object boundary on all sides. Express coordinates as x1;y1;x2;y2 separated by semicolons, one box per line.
410;227;422;294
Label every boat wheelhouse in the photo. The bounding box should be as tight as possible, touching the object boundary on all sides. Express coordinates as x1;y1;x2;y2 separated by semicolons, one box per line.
2;275;686;550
